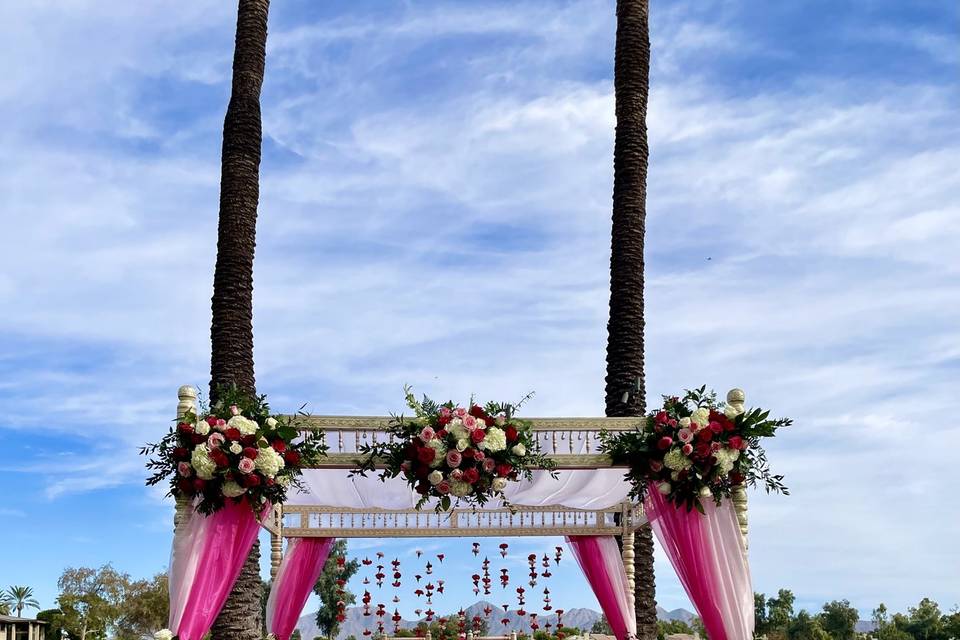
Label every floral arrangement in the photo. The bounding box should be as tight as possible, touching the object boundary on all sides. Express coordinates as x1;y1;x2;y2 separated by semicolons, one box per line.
600;386;791;512
142;385;327;515
352;387;555;511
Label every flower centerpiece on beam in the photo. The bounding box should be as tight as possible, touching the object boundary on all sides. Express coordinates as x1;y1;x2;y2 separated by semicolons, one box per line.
600;386;791;513
352;386;556;511
142;385;327;514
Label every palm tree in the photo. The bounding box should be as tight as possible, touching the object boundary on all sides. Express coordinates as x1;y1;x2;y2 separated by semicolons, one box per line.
4;586;40;617
604;2;657;640
208;1;271;639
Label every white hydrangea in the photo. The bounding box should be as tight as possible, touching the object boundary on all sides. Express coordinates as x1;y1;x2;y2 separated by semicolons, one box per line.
154;630;174;640
491;477;507;492
511;443;526;457
426;439;447;468
448;419;468;440
191;446;217;480
266;417;279;428
450;480;472;497
194;420;210;436
428;470;444;485
714;447;739;476
222;480;246;498
229;442;243;455
456;438;469;452
227;415;258;435
657;481;672;495
480;427;507;453
691;407;710;428
664;448;693;471
255;446;285;478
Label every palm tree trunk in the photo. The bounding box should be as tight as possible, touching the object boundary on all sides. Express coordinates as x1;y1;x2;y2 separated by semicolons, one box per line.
209;1;270;639
605;1;657;640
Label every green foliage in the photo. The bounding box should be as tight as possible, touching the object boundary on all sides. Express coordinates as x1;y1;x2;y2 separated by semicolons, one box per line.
313;540;360;639
787;610;831;640
657;618;694;640
57;565;128;639
291;631;303;640
818;600;860;640
4;585;41;617
592;616;614;635
113;572;168;640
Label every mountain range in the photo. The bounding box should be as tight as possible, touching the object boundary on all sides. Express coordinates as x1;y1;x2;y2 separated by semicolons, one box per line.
296;601;699;640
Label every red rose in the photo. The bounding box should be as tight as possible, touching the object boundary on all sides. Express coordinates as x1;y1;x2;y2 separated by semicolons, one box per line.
271;439;287;453
191;434;206;445
284;450;301;465
470;430;485;444
438;415;452;427
177;422;194;434
729;471;745;485
224;428;242;441
243;447;259;459
696;429;712;442
436;429;448;438
496;463;513;477
192;478;207;492
415;481;430;495
206;416;219;427
657;436;673;450
173;447;189;460
695;443;711;458
415;465;430;479
417;447;436;464
463;468;480;484
709;421;723;434
655;411;669;424
210;449;229;468
266;477;275;486
243;473;261;487
462;448;475;459
505;426;518;443
176;478;192;493
728;435;746;450
469;405;487;419
241;434;257;446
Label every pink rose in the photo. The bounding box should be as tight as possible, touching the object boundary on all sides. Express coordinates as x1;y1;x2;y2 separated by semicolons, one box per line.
482;458;496;472
440;407;452;419
177;462;192;477
463;415;478;430
205;416;218;427
400;461;411;473
709;421;723;434
657;436;673;450
649;460;663;472
451;469;464;481
419;427;436;442
437;481;451;495
238;457;256;474
728;435;746;450
678;428;693;443
473;449;485;461
207;432;225;448
215;418;227;431
229;404;240;416
446;450;463;468
710;441;722;453
681;443;694;456
454;407;467;418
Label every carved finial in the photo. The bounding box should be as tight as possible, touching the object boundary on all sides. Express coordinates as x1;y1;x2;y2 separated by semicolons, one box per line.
177;385;198;419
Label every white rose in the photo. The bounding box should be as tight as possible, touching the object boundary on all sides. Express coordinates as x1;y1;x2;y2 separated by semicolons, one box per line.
450;481;472;497
679;417;691;428
456;439;469;452
426;439;447;468
191;446;217;480
491;477;507;492
657;482;672;495
511;443;526;457
691;407;710;427
699;486;713;498
222;480;246;498
724;405;741;419
228;415;258;435
448;420;468;440
194;420;210;436
266;417;278;428
154;630;174;640
229;442;243;454
428;470;443;485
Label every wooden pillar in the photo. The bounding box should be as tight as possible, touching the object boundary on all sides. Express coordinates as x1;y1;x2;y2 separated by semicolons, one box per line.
726;388;748;550
620;503;636;616
175;385;198;532
270;504;284;580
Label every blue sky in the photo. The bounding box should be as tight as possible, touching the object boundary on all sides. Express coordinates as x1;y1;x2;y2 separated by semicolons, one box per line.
1;0;958;622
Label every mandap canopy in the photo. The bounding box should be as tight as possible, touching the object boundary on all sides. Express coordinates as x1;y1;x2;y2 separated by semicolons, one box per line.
165;387;754;640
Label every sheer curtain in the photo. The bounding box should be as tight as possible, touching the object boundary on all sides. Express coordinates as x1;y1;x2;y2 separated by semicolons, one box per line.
645;485;753;640
168;499;270;640
565;536;637;640
266;537;336;640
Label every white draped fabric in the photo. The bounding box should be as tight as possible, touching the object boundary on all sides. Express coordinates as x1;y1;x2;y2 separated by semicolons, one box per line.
288;437;632;510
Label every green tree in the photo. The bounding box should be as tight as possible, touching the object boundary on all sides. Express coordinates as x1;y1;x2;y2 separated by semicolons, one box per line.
787;610;830;640
57;565;127;640
207;1;272;639
0;592;11;616
114;572;168;640
313;540;360;639
756;593;771;637
291;631;303;640
768;589;797;639
37;609;72;640
818;600;859;640
940;609;960;640
657;619;693;640
5;586;41;617
901;599;945;640
592;616;614;635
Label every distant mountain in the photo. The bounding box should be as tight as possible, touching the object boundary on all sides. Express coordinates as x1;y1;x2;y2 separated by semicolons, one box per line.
296;601;699;640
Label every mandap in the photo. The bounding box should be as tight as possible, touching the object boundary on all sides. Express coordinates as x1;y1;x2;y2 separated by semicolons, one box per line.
163;385;755;640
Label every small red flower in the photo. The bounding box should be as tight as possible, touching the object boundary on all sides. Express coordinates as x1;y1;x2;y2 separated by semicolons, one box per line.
496;463;513;477
463;468;480;484
224;428;242;441
470;430;486;444
469;405;487;419
241;434;257;446
462;448;475;459
417;447;436;464
284;450;301;465
243;473;261;487
696;429;713;442
173;447;189;460
243;446;259;459
205;415;219;427
729;471;745;485
192;478;206;492
437;415;452;427
728;435;746;450
210;449;229;468
657;436;673;450
436;429;448;438
176;478;192;493
505;426;518;442
271;439;287;453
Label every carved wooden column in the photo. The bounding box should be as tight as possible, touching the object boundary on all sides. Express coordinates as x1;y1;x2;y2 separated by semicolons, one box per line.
270;504;284;580
620;502;636;615
174;385;198;532
726;388;749;550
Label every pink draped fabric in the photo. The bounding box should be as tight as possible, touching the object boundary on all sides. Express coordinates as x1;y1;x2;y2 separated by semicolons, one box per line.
169;499;270;640
645;485;754;640
266;537;335;640
565;535;637;640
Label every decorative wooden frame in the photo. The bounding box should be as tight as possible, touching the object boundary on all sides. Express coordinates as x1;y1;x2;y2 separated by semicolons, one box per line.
172;384;747;598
